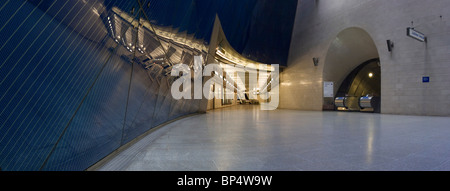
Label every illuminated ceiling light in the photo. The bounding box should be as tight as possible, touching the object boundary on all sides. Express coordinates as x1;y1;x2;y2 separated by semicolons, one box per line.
368;73;374;78
215;49;274;72
92;8;100;16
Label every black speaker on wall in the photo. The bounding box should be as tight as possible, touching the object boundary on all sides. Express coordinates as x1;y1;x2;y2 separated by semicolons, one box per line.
387;40;394;52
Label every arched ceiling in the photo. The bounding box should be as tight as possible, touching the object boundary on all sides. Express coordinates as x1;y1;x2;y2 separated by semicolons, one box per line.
107;0;298;66
28;0;297;66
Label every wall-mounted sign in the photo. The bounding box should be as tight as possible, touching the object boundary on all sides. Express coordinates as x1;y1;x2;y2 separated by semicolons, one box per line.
323;81;334;98
422;76;430;83
407;27;427;42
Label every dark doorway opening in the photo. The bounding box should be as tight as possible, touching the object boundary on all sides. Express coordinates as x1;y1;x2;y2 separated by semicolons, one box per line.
335;58;381;113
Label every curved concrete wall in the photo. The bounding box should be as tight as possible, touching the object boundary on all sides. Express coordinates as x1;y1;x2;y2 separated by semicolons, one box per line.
280;0;450;116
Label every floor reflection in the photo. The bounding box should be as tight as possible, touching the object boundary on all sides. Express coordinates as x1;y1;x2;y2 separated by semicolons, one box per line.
97;105;450;171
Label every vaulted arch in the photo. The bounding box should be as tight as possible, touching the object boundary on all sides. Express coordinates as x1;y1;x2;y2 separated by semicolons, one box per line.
323;27;380;110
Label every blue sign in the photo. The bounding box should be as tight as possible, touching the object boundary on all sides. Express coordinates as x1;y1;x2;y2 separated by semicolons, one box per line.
422;76;430;83
407;27;427;42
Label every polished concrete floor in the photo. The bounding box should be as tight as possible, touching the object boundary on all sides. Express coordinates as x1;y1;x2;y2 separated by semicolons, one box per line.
95;105;450;171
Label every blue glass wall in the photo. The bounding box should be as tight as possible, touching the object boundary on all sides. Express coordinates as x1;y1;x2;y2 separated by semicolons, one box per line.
0;0;203;171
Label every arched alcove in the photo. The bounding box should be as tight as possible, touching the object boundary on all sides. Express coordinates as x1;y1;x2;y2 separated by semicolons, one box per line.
323;27;380;111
